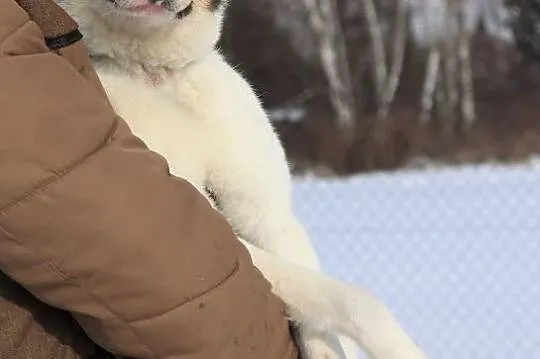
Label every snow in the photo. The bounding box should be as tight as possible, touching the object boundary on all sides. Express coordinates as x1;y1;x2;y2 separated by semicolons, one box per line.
292;161;540;359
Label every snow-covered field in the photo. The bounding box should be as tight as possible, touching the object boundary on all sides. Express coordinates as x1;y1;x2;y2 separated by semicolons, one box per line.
292;161;540;359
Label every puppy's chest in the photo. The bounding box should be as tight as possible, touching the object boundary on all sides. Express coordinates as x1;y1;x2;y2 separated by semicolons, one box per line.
97;69;215;191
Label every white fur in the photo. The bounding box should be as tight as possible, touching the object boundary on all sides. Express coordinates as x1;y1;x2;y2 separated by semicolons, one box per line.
58;1;428;358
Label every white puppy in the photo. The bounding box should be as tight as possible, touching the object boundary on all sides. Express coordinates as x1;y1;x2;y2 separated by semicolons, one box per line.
58;1;427;358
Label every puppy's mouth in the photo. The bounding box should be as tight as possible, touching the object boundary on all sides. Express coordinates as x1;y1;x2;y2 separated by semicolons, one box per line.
105;0;193;19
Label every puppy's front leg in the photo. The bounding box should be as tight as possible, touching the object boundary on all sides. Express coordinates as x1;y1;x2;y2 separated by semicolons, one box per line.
238;238;427;359
180;53;349;359
178;52;426;359
237;237;351;359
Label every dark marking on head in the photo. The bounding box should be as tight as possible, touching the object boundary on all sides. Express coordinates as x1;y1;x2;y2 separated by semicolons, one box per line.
208;0;223;11
176;1;193;18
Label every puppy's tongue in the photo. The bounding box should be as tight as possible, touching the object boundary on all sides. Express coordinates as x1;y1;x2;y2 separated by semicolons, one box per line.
127;1;166;13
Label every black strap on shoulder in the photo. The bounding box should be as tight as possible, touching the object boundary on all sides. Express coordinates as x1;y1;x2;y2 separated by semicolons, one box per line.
44;28;83;50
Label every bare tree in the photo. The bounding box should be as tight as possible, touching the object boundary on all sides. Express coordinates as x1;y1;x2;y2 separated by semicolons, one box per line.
302;0;356;134
378;0;408;119
440;0;459;122
443;41;459;120
420;47;441;123
361;0;408;120
417;0;476;129
361;0;387;104
456;2;476;129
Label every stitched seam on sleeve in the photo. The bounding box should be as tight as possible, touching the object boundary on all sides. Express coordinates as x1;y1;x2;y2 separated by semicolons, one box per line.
131;259;240;323
0;221;158;359
0;117;119;215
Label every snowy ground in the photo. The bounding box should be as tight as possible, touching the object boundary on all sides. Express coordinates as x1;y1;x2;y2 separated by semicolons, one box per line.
292;161;540;359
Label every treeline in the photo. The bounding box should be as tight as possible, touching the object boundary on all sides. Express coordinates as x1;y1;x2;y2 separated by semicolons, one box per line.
219;0;540;175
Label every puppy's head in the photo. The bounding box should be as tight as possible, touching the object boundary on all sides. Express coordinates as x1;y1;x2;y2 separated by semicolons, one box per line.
59;0;227;69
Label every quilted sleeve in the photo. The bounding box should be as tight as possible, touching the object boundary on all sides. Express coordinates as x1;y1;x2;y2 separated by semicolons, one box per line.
0;1;296;358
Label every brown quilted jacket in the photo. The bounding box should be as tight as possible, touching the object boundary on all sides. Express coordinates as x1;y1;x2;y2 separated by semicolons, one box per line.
0;1;298;358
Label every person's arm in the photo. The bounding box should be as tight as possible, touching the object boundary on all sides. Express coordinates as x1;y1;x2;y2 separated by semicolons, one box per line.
0;1;296;358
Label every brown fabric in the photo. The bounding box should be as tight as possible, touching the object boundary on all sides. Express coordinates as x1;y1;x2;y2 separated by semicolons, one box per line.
0;1;299;359
0;272;100;359
16;0;78;38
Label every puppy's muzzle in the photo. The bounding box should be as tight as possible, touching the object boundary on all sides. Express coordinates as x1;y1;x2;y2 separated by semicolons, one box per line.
105;0;193;18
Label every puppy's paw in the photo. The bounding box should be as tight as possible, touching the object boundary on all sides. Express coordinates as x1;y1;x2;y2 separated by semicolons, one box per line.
295;327;347;359
365;341;427;359
343;286;428;359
